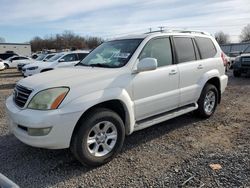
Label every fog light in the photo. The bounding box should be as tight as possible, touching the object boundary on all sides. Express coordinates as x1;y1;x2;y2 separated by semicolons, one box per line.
27;127;52;136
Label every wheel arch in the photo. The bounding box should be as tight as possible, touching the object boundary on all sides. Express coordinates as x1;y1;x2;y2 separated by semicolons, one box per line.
70;99;132;147
205;77;221;104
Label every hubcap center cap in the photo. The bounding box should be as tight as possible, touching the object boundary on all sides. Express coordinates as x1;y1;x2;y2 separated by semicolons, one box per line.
96;133;106;143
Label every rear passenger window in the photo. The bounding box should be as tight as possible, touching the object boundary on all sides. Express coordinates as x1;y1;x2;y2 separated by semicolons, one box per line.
139;37;173;67
174;37;196;63
195;37;217;59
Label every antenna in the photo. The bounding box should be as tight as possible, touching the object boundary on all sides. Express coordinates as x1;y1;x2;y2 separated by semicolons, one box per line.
158;26;164;32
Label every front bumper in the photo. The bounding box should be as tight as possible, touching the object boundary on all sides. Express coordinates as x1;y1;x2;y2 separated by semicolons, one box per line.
5;96;82;149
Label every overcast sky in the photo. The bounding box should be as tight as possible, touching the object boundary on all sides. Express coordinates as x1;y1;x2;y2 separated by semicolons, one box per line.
0;0;249;43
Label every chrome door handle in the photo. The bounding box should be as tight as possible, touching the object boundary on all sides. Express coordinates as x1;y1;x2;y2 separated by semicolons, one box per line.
197;64;203;69
169;70;177;75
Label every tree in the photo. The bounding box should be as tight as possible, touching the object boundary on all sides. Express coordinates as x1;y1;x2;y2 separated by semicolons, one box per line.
30;31;103;52
0;37;5;43
240;24;250;42
215;31;230;45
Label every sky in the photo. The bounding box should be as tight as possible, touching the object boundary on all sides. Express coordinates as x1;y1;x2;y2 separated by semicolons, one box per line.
0;0;249;43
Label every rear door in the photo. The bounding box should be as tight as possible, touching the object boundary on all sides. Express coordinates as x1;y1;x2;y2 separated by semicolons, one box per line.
173;36;205;106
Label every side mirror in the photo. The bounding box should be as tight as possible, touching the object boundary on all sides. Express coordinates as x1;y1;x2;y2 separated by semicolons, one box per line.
59;58;65;62
136;58;157;73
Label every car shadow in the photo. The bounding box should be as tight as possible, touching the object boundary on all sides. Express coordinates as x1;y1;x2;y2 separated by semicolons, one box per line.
0;113;203;188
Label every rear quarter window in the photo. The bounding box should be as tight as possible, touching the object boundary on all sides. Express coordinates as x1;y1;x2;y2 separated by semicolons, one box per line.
195;37;217;59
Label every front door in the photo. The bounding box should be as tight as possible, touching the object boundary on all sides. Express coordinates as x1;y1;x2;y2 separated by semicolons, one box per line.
132;37;180;121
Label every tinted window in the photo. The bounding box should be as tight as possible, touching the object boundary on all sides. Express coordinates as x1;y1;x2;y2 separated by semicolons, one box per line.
62;54;77;62
139;37;173;67
174;37;196;63
77;53;88;60
195;37;217;59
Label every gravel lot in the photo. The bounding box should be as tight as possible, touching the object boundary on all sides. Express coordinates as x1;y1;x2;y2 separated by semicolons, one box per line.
0;69;249;188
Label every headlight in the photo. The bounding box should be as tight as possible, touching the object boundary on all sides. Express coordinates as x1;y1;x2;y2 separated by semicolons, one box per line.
27;66;38;70
28;87;69;110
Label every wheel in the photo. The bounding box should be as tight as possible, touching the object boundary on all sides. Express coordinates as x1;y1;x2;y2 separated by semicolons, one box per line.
70;108;125;167
233;70;241;77
4;63;9;69
196;84;218;118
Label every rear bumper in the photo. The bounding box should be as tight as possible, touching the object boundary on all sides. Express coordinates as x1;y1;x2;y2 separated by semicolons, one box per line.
220;75;228;94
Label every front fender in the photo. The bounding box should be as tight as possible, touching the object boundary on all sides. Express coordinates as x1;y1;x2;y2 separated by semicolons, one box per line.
62;88;135;135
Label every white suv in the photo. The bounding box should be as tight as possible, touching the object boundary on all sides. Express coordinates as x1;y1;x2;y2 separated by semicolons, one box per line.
6;31;228;166
22;50;89;77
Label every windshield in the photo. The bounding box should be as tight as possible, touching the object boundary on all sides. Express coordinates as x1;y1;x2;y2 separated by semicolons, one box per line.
44;54;55;61
78;39;142;68
47;53;64;62
36;54;46;61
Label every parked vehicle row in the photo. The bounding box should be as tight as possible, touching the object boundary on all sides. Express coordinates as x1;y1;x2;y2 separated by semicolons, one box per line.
6;30;228;167
22;50;89;76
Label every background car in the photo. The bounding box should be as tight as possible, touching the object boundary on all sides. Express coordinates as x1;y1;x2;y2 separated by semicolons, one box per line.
0;58;5;70
17;53;55;71
0;52;18;60
22;50;89;76
3;56;33;69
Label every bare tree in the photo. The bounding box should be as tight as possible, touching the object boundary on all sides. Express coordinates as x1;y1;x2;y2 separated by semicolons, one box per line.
30;31;103;52
240;24;250;42
0;37;6;43
215;31;230;45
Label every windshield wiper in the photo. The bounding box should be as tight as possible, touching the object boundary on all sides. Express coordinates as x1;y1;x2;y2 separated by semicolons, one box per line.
89;63;113;68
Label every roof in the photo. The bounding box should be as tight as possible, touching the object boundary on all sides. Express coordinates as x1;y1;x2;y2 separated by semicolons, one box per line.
0;43;30;46
112;30;212;41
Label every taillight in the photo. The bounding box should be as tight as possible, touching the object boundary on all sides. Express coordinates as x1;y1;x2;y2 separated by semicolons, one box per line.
221;52;227;66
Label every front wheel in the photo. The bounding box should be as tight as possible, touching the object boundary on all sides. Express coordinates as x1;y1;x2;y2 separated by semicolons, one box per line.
70;108;125;167
4;63;9;69
196;84;218;118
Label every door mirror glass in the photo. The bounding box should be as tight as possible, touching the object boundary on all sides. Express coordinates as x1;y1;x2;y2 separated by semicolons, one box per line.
59;58;65;62
136;58;157;73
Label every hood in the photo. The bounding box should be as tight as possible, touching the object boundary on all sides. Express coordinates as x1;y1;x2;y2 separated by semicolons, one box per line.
24;61;55;68
18;67;131;92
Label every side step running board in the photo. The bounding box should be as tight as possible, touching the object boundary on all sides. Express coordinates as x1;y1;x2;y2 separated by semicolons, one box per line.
134;103;198;131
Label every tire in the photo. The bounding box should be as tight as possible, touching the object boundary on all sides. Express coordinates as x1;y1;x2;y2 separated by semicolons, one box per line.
233;70;241;77
40;69;53;73
4;63;9;69
196;84;218;118
70;108;125;167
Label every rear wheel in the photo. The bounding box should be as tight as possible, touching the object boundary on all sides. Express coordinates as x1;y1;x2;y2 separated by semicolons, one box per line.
233;70;241;77
4;63;9;69
196;84;218;118
70;108;125;167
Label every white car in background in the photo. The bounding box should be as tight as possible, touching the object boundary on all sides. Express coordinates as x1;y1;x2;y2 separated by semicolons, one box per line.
3;56;33;69
17;53;56;71
22;50;89;77
0;59;5;70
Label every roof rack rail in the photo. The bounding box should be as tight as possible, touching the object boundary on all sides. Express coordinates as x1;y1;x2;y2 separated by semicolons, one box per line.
145;29;211;36
169;30;211;36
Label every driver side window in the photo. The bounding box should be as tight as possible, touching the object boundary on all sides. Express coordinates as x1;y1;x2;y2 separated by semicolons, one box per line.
139;37;173;67
62;54;77;62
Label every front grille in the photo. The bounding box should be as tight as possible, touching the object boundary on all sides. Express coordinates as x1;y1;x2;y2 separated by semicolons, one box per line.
242;57;250;66
13;85;32;108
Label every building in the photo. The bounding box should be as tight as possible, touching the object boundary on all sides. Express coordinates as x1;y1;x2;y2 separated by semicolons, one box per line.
221;42;250;55
0;43;31;56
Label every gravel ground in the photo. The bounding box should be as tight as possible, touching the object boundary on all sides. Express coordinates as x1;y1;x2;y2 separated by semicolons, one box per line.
0;69;249;188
